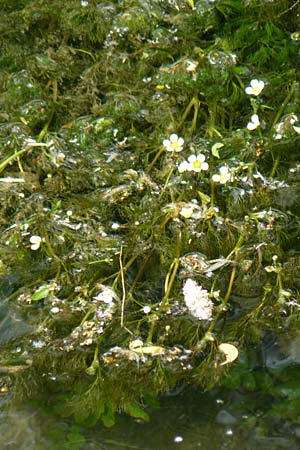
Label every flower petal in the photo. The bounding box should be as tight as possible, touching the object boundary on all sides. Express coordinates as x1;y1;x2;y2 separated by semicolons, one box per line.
196;153;205;162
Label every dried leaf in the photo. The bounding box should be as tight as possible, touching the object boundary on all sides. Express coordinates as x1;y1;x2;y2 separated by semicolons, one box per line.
218;343;238;365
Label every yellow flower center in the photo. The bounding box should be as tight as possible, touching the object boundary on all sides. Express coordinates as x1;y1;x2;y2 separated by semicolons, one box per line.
193;160;202;169
171;142;179;151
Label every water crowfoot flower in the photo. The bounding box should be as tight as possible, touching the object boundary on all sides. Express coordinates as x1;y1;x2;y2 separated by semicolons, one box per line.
178;154;209;173
183;279;213;320
29;235;42;250
212;166;232;184
178;160;190;173
186;60;199;72
247;114;260;130
163;134;184;152
187;154;209;172
245;79;265;96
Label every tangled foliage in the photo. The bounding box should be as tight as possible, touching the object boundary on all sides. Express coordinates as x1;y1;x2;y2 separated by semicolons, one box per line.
1;0;300;428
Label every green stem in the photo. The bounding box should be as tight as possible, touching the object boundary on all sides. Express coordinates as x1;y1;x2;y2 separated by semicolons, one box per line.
0;142;50;174
269;81;297;178
177;94;199;132
158;166;174;200
146;146;165;173
147;231;181;343
199;235;243;343
210;179;215;209
270;81;296;130
37;107;55;142
270;154;280;178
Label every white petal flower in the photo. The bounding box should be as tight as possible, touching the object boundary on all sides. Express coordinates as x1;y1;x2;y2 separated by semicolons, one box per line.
187;153;209;172
178;160;190;173
212;166;232;184
29;235;42;250
93;285;118;307
245;79;265;96
180;206;194;219
247;114;260;130
163;134;184;152
186;60;199;72
183;279;213;320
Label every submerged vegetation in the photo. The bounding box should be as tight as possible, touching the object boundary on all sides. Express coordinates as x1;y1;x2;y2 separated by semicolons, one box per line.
1;0;300;431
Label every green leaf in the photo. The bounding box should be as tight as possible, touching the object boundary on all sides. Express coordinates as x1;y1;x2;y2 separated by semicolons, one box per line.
272;380;300;400
123;401;149;422
211;142;224;158
198;191;211;206
269;398;300;420
31;285;50;301
102;400;116;427
293;125;300;134
185;0;194;7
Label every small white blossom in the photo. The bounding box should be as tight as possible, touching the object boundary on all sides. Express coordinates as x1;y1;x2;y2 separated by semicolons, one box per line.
178;160;190;173
264;265;277;273
180;206;194;219
93;285;118;309
247;114;260;130
183;279;213;320
143;305;151;314
187;153;209;172
212;166;232;184
163;134;184;152
29;235;42;250
186;60;198;72
245;79;264;96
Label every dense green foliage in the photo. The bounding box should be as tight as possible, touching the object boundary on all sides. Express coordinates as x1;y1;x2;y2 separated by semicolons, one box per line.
1;0;300;431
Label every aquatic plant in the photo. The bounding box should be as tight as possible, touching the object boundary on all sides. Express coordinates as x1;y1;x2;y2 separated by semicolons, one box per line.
1;0;300;429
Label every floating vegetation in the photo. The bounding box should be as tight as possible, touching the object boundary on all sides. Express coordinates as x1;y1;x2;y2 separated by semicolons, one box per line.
1;0;300;432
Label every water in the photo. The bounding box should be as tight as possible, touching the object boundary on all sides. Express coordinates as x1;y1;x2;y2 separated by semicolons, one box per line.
0;384;299;450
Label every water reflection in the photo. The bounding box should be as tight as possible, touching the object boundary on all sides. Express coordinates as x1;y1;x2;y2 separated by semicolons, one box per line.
1;385;297;450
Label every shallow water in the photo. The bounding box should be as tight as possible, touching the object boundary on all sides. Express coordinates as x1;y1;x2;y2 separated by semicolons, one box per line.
1;385;299;450
0;276;299;450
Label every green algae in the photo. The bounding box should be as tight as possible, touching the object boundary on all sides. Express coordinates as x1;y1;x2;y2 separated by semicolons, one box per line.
1;0;300;429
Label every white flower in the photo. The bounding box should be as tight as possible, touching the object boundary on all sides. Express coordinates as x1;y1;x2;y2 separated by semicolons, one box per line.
187;153;209;172
183;279;213;320
29;235;42;250
163;134;184;152
247;114;260;130
212;166;232;184
245;79;264;96
180;206;194;219
186;60;199;72
93;285;119;310
178;154;209;173
178;160;190;173
143;305;151;314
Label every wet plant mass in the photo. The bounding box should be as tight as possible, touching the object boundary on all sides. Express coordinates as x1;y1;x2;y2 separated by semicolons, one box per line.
1;0;300;433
